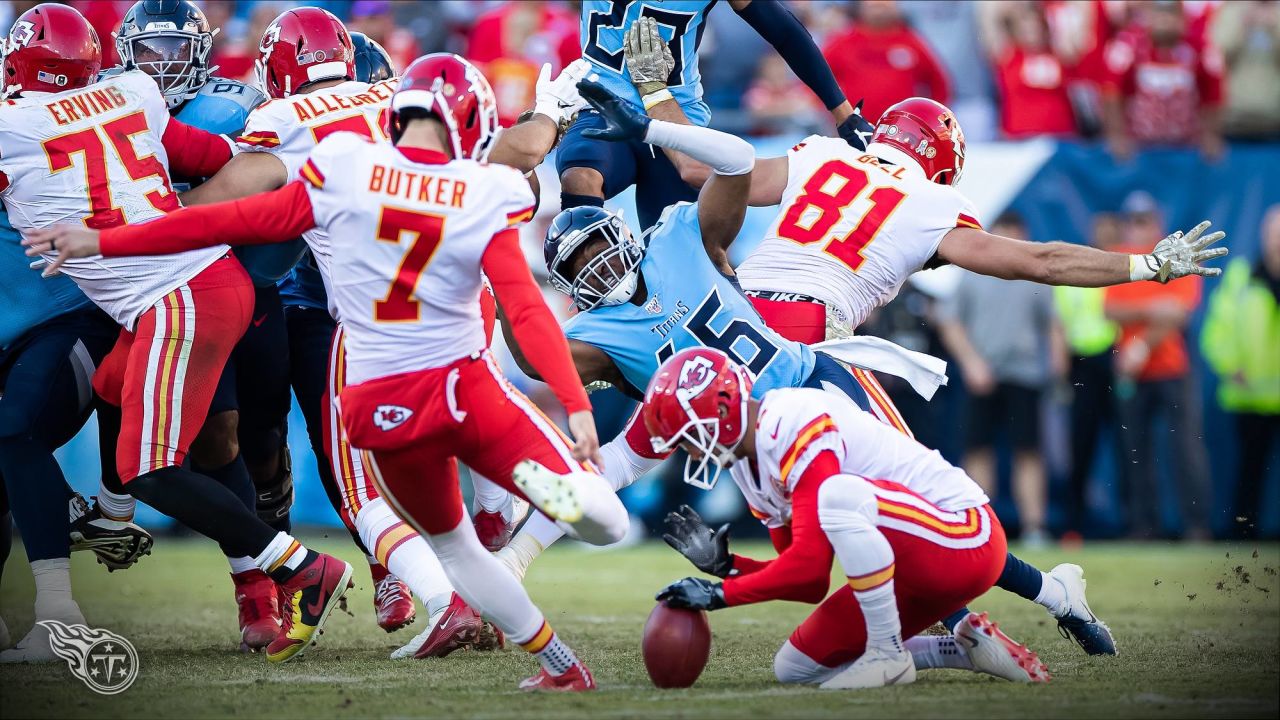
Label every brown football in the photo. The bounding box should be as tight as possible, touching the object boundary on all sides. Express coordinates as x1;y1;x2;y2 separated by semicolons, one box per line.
641;602;712;688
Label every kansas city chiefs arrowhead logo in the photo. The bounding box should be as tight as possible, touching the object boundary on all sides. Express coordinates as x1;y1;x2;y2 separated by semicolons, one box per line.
8;20;35;49
676;356;716;399
373;405;413;431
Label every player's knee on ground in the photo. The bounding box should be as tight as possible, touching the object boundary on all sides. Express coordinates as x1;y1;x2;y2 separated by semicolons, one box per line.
560;166;605;199
190;410;240;469
816;473;879;534
774;640;837;685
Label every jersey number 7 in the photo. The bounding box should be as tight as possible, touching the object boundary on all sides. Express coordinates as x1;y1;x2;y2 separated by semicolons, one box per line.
776;160;906;273
374;206;445;323
42;111;179;229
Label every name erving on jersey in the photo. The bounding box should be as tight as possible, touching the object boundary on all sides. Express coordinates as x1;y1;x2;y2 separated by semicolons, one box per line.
44;85;129;126
649;300;691;337
368;165;467;208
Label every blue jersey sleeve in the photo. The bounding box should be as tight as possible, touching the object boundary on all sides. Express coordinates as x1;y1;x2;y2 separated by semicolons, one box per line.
0;208;92;348
174;78;266;136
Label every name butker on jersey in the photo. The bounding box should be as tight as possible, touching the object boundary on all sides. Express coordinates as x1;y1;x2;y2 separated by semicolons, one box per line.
736;135;983;330
0;70;227;327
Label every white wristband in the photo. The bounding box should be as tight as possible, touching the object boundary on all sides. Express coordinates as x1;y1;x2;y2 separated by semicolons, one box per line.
642;88;673;111
643;119;755;176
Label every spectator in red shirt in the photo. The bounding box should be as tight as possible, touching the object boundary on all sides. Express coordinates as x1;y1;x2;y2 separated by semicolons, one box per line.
466;0;579;127
822;0;950;123
991;6;1078;138
1102;1;1226;160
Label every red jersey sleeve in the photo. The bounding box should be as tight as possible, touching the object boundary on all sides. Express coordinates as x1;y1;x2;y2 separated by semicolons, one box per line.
729;526;793;576
100;180;316;257
481;229;591;415
721;451;840;606
161;117;234;179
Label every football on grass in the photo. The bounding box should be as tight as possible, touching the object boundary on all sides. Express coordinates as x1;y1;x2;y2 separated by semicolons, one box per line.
641;602;712;688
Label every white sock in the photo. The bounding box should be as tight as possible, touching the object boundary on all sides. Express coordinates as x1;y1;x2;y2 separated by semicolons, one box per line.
95;486;135;521
425;518;547;643
254;532;309;575
1034;571;1069;616
227;556;257;574
598;434;661;492
494;532;546;581
905;635;973;670
471;472;513;517
854;580;903;653
519;621;583;676
32;559;80;621
555;471;628;546
355;498;453;613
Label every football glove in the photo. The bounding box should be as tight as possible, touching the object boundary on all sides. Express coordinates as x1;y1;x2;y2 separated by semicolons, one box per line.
837;99;875;152
578;80;651;142
1132;220;1228;283
662;505;733;578
625;16;675;96
533;59;591;134
657;577;726;611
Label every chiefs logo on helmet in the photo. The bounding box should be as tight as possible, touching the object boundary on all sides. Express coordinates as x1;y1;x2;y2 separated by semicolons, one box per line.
676;356;717;399
8;20;36;49
373;404;413;432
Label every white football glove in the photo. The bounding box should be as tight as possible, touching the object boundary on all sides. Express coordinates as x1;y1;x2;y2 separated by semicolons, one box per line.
533;59;591;129
1130;220;1228;283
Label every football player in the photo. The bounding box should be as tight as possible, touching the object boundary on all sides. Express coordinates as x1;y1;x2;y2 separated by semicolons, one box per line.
28;53;633;693
564;2;857;229
2;3;352;664
647;348;1049;688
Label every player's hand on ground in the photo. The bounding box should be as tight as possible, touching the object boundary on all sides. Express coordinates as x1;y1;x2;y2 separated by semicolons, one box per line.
22;225;101;277
625;16;674;95
578;80;651;142
836;99;875;151
567;410;604;468
1143;220;1228;282
534;59;591;129
662;505;733;578
656;577;726;611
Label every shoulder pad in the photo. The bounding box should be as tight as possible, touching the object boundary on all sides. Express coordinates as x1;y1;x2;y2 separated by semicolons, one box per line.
195;78;267;111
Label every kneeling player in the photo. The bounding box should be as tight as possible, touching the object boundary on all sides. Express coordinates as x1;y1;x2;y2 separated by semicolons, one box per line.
645;348;1050;688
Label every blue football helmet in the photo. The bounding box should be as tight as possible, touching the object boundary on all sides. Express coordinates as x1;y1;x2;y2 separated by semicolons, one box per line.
545;206;644;311
350;31;393;84
116;0;214;109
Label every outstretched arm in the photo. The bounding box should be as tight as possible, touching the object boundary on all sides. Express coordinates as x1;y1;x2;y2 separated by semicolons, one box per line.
161;117;235;180
938;221;1228;286
730;0;852;122
180;150;289;206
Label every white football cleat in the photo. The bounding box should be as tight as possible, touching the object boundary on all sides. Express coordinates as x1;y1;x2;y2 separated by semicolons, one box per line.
0;605;85;664
513;460;583;525
819;645;916;690
955;612;1050;683
1049;563;1117;655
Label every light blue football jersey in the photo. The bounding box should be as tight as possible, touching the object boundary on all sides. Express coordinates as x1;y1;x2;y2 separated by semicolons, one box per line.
174;78;306;287
580;1;714;126
565;202;814;397
0;206;93;349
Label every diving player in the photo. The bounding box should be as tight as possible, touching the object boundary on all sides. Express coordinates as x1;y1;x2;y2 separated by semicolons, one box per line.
563;2;856;228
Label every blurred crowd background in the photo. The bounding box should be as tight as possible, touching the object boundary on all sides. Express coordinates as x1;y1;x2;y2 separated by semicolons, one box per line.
9;0;1277;543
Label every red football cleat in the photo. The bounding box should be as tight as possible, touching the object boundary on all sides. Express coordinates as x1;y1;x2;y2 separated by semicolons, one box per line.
519;663;596;692
232;569;280;653
370;564;416;633
473;510;514;552
411;592;483;659
267;552;353;663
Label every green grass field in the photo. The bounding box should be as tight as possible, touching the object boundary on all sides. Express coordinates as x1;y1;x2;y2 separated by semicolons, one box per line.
1;538;1277;719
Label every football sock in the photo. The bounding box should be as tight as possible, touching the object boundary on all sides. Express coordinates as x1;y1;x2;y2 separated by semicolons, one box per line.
228;556;258;574
255;532;313;582
997;552;1047;603
1034;571;1070;617
357;498;453;612
552;471;628;546
495;532;546;581
818;474;902;652
598;433;662;492
559;192;604;210
519;620;581;676
942;609;971;632
471;473;512;516
126;465;277;558
905;635;973;671
31;559;80;621
425;517;547;646
853;579;904;653
95;486;135;521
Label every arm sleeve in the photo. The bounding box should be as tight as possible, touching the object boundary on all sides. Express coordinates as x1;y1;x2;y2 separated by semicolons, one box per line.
161;117;235;179
729;527;792;576
481;229;591;415
100;181;316;257
722;451;840;606
736;1;847;111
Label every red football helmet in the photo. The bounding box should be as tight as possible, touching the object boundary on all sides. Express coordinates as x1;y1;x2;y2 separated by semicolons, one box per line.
870;97;966;186
390;53;499;160
255;6;354;99
2;3;101;98
643;348;754;490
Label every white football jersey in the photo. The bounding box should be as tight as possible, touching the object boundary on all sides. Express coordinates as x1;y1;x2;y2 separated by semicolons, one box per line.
729;387;988;529
298;133;536;385
736;135;982;330
0;70;227;327
237;78;400;318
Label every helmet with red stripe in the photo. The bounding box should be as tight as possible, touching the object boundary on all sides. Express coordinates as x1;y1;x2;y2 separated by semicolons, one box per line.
389;53;499;160
2;3;101;98
642;348;754;490
869;97;966;187
255;6;354;99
